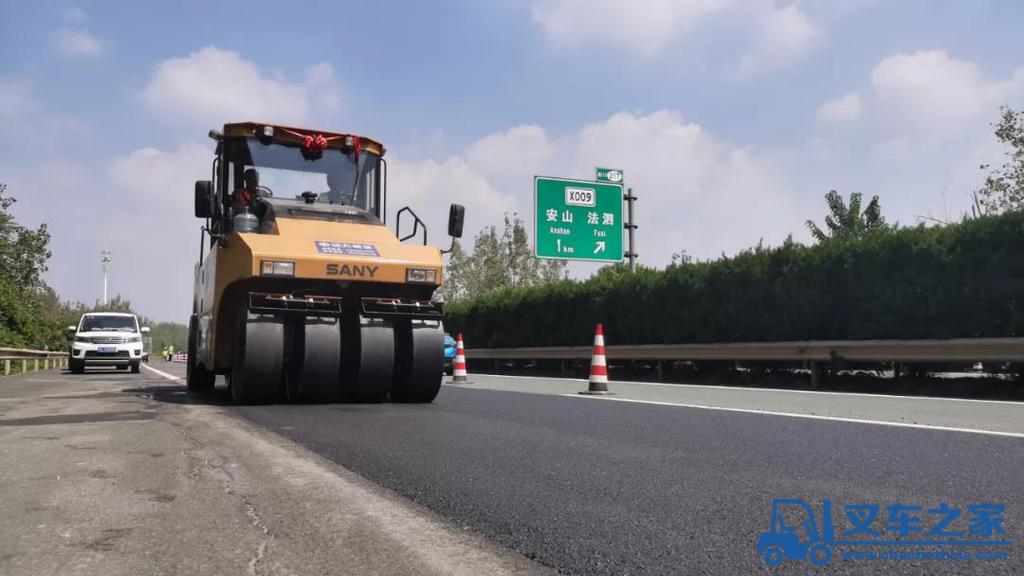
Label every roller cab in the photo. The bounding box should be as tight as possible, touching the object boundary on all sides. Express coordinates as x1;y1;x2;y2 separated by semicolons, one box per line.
187;122;465;404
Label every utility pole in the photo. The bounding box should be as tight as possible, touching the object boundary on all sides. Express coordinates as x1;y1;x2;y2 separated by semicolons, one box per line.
624;188;638;271
101;249;111;305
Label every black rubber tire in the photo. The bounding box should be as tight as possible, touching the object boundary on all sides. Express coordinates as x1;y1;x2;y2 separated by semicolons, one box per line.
230;309;284;405
186;315;215;391
391;320;444;403
69;359;84;374
285;317;342;403
342;315;394;403
130;362;141;374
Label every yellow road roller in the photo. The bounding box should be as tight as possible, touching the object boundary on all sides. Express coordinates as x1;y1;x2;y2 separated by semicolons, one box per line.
188;122;464;404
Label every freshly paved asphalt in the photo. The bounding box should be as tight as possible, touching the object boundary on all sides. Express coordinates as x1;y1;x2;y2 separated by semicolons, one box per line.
153;362;1024;576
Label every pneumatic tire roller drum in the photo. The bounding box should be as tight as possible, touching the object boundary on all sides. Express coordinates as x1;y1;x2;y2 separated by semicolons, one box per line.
341;315;395;403
285;317;342;403
391;320;444;403
186;315;215;391
230;310;284;405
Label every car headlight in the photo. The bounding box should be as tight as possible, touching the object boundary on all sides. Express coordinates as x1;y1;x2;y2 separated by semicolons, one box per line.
406;268;438;283
128;335;141;343
261;260;295;276
74;335;90;343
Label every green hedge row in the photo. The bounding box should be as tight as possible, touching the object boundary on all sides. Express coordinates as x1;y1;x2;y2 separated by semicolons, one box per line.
443;211;1024;348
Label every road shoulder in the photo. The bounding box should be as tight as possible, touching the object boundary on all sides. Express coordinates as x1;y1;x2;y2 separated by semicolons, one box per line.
0;366;550;576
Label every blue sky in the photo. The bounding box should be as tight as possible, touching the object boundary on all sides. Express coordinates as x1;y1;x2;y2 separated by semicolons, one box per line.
3;0;1024;321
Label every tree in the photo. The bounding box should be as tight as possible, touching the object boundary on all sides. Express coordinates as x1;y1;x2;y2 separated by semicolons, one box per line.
439;213;566;301
0;184;52;290
0;184;63;349
805;190;888;242
977;106;1024;213
0;184;188;351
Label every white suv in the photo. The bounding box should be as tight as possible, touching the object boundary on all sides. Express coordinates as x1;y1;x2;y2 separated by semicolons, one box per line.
68;313;149;374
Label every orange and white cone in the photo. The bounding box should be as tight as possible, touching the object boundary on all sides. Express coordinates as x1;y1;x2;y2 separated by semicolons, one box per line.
453;333;469;383
579;323;611;395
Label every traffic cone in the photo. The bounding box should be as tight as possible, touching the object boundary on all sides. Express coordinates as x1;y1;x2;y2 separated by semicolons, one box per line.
579;323;611;395
453;333;469;383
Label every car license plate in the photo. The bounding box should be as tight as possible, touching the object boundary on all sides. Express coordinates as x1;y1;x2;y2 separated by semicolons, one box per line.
97;346;116;354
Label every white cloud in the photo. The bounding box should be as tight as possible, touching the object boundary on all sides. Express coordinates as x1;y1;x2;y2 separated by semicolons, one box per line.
868;50;995;139
531;0;732;56
389;156;518;241
105;143;213;319
736;4;821;78
531;0;823;75
62;7;87;22
568;111;796;262
809;50;1024;224
817;92;861;122
391;110;797;271
141;46;342;128
465;125;554;182
52;29;102;58
0;78;35;119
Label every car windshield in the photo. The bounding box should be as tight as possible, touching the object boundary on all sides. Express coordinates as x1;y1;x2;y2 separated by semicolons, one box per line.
226;138;380;216
81;315;137;332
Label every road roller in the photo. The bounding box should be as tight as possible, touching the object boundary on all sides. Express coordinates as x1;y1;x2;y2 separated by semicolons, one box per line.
187;122;464;404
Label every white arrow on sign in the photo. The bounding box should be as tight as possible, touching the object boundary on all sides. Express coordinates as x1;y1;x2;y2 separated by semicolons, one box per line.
594;241;606;254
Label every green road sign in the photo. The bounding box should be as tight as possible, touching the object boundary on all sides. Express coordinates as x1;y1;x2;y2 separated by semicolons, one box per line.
534;176;623;262
595;167;624;184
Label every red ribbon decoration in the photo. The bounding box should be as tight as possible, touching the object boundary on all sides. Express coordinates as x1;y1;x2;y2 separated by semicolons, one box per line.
302;134;329;154
279;128;341;157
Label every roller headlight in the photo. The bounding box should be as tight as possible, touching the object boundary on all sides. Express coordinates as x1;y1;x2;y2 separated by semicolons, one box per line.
406;268;438;283
260;260;295;276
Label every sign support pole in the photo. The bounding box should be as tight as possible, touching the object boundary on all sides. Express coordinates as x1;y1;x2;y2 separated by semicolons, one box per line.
624;188;638;271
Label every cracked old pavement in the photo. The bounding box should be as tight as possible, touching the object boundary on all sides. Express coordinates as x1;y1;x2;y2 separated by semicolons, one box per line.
0;365;549;576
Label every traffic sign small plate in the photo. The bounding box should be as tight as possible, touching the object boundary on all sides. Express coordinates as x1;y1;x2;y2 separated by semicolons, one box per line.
596;167;624;183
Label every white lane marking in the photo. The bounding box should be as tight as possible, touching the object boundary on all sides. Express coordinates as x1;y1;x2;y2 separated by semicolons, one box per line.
475;373;1023;406
561;394;1024;439
142;364;183;382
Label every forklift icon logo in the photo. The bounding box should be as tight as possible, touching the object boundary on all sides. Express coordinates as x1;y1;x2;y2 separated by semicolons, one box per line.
758;498;835;566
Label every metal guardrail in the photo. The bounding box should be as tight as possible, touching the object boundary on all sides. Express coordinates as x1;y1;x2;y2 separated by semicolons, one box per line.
466;338;1024;363
0;348;69;376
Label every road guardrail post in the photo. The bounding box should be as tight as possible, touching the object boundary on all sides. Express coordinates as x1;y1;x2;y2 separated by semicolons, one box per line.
3;359;9;376
810;361;820;388
33;359;39;372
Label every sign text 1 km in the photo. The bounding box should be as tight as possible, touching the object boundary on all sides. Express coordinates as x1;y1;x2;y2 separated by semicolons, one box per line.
534;176;623;262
